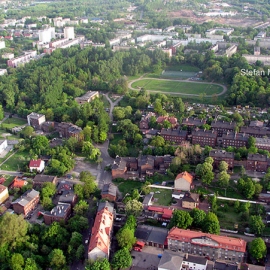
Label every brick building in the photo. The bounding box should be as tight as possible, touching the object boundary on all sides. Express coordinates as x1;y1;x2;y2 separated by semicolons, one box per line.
211;120;236;137
156;116;178;128
55;122;82;140
209;150;234;169
27;112;46;129
255;137;270;151
101;183;117;202
240;126;270;138
160;128;188;144
181;192;199;209
182;118;206;134
12;189;40;216
221;132;249;148
246;153;268;172
43;203;71;225
33;175;57;188
167;228;247;262
192;129;218;147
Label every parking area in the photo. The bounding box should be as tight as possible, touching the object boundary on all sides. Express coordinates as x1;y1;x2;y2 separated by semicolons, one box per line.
27;204;43;224
131;246;162;270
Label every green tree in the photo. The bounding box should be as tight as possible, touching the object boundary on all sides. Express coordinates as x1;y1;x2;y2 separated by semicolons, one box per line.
132;189;140;200
219;161;229;172
75;244;85;261
203;212;220;234
24;258;39;270
116;228;136;250
169;210;193;229
32;135;49;154
150;136;165;147
49;249;66;270
21;126;34;138
9;253;24;270
0;213;29;249
218;171;230;187
205;157;214;165
68;215;88;232
74;200;89;216
125;199;143;217
248;136;256;148
74;184;84;200
249;215;265;235
249;238;267;261
190;208;206;228
0;105;4;120
111;248;132;270
87;258;110;270
41;182;56;198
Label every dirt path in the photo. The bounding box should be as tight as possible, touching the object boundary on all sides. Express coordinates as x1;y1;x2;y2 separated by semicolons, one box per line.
128;76;227;97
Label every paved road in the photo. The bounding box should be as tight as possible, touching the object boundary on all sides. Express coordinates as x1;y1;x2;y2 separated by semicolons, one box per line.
128;76;227;97
0;170;21;176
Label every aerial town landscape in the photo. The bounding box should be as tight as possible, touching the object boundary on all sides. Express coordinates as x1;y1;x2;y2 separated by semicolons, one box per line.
2;0;270;269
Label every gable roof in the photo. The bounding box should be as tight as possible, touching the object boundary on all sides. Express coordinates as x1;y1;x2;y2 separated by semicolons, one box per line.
175;171;193;184
88;208;114;257
182;192;199;203
10;177;27;188
101;183;117;197
158;250;183;270
29;159;43;168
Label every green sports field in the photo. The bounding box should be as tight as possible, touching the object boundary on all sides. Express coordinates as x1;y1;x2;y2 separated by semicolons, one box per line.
131;79;223;95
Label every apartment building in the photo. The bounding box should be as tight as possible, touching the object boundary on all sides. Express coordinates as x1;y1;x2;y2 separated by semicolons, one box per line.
191;129;218;147
221;132;249;148
246;154;268;172
43;203;71;225
209;150;234;169
211;120;236;137
255;137;270;151
27;112;46;129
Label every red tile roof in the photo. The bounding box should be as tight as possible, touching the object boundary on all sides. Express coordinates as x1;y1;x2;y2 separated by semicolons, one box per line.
167;228;247;253
10;177;27;188
0;178;5;184
88;208;114;256
147;206;173;219
29;159;42;168
156;116;178;125
175;171;193;184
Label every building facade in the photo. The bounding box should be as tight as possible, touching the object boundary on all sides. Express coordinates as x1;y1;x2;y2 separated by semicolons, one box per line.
209;150;234;169
192;129;218;147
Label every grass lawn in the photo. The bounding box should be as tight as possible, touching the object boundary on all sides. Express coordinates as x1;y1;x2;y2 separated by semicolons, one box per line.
2;118;27;129
116;180;144;196
1;150;30;171
217;209;240;231
166;64;200;72
110;133;123;145
131;79;223;95
2;175;14;187
151;188;172;206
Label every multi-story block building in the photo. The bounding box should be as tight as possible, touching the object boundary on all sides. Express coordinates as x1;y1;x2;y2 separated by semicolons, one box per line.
101;183;117;202
160;128;188;144
27;112;46;129
255;137;270;151
221;132;249;148
75;91;99;104
56;122;82;140
167;228;247;262
240;126;270;138
246;154;268;172
182;118;207;134
211;120;236;137
33;175;57;188
209;150;234;169
192;129;218;147
0;184;9;204
12;189;40;216
43;203;71;225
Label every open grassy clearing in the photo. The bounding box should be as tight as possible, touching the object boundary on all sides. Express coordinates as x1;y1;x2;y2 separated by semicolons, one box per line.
131;79;223;95
1;118;27;129
2;175;14;187
1;150;30;171
116;180;143;196
151;188;172;206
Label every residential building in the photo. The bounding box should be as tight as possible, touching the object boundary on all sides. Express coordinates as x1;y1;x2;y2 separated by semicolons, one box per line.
240;126;270;138
144;129;159;138
160;128;188;144
209;150;234;169
182;118;206;134
146;206;174;221
139;112;156;130
0;185;9;204
111;158;127;179
33;175;57;188
255;137;270;151
239;263;265;270
75;91;99;104
135;225;168;249
38;27;55;43
214;261;238;270
64;27;75;40
211;120;236;137
192;129;218;147
142;193;153;209
0;69;7;76
29;159;45;173
97;201;114;214
167;228;247;262
88;207;114;260
0;139;7;154
101;183;117;202
56;122;82;140
174;171;193;191
12;189;40;216
43;203;71;225
58;190;77;207
2;52;14;59
57;181;73;194
7;51;37;68
221;132;249;148
250;120;264;128
181;192;199;209
27;112;46;129
156;116;178;128
9;177;27;189
138;155;155;177
246;154;268;172
158;250;185;270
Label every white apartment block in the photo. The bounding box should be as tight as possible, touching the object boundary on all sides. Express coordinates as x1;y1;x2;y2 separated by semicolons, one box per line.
64;27;75;40
0;41;5;50
0;69;7;75
39;27;55;43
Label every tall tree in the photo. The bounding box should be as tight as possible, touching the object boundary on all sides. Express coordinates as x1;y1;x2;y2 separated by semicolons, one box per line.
249;215;265;235
48;249;66;270
169;210;193;229
249;238;267;261
111;248;132;270
203;212;220;234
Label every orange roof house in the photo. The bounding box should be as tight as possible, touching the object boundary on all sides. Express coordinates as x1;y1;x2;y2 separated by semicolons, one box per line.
174;171;193;191
9;177;27;189
88;207;114;260
147;206;173;220
167;228;247;261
